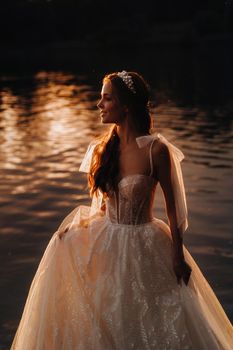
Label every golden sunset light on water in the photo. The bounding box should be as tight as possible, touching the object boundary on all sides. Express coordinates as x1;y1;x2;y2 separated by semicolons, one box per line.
1;0;233;346
0;70;232;348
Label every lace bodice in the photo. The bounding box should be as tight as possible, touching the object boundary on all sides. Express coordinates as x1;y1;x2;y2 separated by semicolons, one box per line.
79;132;188;236
106;174;157;225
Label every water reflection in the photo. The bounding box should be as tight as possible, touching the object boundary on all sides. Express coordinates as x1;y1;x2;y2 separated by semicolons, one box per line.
0;72;105;196
0;70;232;235
0;71;232;347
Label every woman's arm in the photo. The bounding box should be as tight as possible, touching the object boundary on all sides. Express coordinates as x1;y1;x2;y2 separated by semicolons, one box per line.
156;141;192;284
156;143;184;256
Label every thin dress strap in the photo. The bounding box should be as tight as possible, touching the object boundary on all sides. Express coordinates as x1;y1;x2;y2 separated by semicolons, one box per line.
149;138;156;177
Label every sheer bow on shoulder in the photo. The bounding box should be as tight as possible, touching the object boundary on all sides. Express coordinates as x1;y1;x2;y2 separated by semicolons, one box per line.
136;132;188;236
57;140;104;235
57;132;188;236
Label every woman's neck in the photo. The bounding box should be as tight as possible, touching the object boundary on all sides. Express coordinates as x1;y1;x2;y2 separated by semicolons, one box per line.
116;125;147;147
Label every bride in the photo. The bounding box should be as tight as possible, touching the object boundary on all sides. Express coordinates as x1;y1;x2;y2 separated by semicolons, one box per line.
11;70;233;349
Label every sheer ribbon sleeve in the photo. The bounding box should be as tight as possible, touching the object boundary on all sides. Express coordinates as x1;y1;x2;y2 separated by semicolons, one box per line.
57;140;104;234
79;139;104;217
136;132;188;236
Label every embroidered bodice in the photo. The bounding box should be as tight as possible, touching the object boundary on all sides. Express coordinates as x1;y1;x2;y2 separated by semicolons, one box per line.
106;174;157;225
79;132;188;236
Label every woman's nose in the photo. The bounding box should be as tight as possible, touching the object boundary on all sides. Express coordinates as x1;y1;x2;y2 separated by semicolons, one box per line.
97;100;102;109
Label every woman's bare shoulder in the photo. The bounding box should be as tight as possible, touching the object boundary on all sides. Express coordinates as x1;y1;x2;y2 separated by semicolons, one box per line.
151;138;170;163
151;139;171;182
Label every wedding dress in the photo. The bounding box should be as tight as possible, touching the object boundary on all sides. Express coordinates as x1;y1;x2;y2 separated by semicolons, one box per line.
11;133;233;350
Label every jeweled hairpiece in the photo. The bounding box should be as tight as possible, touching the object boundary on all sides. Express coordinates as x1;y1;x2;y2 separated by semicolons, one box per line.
117;70;136;94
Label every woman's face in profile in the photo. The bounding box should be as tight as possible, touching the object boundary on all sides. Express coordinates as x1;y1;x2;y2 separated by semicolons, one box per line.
97;80;126;124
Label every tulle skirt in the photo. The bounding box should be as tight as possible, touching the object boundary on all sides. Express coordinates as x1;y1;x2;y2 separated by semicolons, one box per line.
11;206;233;349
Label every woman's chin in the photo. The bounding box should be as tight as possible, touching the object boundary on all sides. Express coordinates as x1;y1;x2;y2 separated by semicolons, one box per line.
100;114;117;124
101;117;111;124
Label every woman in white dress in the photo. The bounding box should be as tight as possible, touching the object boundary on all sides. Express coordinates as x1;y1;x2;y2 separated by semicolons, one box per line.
11;70;233;349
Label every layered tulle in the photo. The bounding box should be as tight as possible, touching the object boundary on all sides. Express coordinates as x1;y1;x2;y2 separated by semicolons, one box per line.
11;212;233;349
11;132;233;349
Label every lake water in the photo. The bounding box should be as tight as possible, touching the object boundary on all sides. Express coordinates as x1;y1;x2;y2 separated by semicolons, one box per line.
0;70;232;348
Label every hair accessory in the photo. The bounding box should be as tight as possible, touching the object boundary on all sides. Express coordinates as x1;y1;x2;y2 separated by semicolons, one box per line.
117;70;136;94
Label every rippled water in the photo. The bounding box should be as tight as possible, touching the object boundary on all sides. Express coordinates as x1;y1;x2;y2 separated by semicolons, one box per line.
0;71;232;347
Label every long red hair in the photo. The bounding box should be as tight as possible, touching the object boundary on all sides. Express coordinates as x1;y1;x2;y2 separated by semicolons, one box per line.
88;71;153;199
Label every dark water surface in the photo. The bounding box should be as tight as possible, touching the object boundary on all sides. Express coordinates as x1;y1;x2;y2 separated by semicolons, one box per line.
0;71;232;348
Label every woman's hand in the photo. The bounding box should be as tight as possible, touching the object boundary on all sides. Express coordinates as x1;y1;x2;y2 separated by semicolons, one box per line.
172;253;192;286
58;225;70;240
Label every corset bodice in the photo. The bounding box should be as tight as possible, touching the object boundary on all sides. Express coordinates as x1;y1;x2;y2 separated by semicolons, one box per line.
79;132;188;234
106;174;157;225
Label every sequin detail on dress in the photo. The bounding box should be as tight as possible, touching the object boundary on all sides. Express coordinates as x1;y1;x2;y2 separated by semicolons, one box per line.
11;134;233;349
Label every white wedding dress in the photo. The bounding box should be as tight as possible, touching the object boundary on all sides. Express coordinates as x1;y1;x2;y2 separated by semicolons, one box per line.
11;133;233;349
